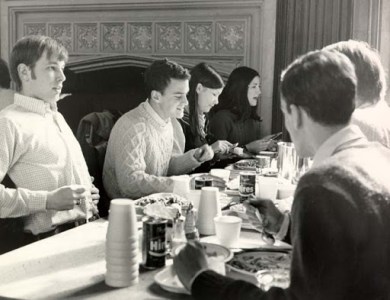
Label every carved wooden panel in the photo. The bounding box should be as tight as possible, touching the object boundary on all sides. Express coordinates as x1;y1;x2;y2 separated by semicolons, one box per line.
20;19;248;57
216;21;246;54
101;23;125;53
156;22;182;53
128;23;153;53
75;23;98;53
48;23;72;52
185;22;213;53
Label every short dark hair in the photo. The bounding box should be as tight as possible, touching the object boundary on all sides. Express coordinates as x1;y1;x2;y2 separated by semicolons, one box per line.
281;50;357;126
213;66;260;121
188;62;224;138
324;40;387;105
0;58;11;89
144;58;190;98
10;35;68;91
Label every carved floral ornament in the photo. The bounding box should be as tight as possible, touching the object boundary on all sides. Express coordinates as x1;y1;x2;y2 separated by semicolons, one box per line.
23;20;245;55
129;23;152;52
102;23;125;52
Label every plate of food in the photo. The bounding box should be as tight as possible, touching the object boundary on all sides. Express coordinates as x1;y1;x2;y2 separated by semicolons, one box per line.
234;159;257;170
155;242;233;295
134;193;189;220
226;251;291;276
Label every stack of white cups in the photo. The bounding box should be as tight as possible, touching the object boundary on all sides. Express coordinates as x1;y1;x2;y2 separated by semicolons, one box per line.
105;199;139;287
196;187;221;235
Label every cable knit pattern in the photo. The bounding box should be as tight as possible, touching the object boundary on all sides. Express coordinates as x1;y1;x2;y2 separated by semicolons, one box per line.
103;101;200;199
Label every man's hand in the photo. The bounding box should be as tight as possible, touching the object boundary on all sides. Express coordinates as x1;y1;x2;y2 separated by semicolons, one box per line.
211;140;234;154
173;241;209;292
194;144;214;163
248;198;284;234
90;184;100;214
46;185;88;210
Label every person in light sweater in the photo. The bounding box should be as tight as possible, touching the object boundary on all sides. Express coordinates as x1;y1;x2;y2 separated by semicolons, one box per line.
324;40;390;148
173;50;390;299
103;59;214;200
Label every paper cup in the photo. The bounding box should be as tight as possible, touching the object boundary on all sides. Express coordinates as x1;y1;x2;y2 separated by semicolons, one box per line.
172;176;190;198
107;199;138;241
255;176;278;200
214;216;242;248
197;187;221;235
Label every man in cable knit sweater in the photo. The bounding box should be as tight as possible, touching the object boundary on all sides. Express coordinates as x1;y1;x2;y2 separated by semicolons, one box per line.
174;50;390;299
103;59;213;199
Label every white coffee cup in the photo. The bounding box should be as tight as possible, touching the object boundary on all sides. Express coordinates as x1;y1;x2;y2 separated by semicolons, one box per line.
214;215;242;248
256;176;278;200
107;199;138;241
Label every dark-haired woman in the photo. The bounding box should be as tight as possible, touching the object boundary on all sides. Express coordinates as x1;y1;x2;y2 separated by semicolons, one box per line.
209;66;274;153
180;63;233;155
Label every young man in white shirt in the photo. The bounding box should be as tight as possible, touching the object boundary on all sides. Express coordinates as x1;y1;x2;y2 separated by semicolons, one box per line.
0;35;99;252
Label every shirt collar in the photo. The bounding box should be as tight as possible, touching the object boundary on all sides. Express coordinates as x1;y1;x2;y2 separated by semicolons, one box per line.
144;99;171;127
14;93;58;116
312;124;366;167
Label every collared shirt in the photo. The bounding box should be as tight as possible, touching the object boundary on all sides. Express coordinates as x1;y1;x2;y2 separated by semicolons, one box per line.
0;94;94;235
275;124;366;240
312;124;366;167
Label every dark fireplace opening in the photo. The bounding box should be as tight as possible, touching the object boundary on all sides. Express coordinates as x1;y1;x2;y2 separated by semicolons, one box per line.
58;65;147;134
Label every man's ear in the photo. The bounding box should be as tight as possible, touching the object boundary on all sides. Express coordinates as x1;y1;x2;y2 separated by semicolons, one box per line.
150;90;161;103
289;104;303;130
196;83;203;94
17;64;30;82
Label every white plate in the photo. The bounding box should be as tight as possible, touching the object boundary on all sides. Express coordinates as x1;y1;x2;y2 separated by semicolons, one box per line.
172;242;233;262
154;265;190;295
200;231;292;251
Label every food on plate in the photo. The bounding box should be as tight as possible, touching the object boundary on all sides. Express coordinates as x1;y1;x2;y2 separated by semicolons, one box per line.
234;159;258;170
134;193;189;219
227;251;290;274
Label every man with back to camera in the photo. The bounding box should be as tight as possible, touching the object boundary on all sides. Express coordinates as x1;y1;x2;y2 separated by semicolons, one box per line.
0;35;99;252
324;40;390;147
103;58;214;200
174;50;390;299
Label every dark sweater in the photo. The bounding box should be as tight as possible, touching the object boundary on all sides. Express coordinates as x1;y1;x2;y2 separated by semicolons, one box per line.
208;109;262;146
192;140;390;300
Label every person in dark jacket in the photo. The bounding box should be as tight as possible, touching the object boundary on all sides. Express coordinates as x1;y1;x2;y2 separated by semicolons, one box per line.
174;50;390;299
208;66;276;153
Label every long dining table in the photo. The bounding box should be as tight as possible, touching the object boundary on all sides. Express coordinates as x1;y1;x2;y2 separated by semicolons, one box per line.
0;218;192;300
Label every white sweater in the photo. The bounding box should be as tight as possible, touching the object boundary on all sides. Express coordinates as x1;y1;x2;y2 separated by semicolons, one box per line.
351;100;390;148
103;100;201;199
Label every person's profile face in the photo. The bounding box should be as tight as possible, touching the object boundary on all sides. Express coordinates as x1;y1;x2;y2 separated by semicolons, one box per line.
247;76;261;106
24;51;66;103
158;78;189;120
196;84;223;114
